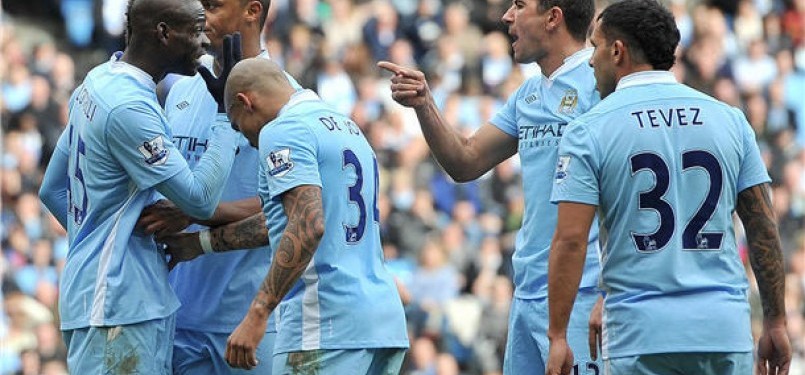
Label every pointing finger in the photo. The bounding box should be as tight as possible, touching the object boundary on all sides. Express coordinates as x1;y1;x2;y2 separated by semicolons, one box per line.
377;61;402;75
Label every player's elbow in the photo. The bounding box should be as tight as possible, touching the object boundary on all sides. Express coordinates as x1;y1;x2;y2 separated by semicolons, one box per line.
552;229;589;254
311;216;325;241
442;166;483;183
38;185;58;215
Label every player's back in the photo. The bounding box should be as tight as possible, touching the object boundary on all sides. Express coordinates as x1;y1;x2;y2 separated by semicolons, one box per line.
258;90;408;353
563;71;769;357
60;59;180;330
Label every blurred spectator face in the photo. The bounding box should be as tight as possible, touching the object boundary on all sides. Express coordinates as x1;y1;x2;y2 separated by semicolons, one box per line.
444;3;470;35
452;200;476;224
31;240;53;268
419;239;447;269
747;39;768;60
289;24;312;52
776;49;794;75
388;39;415;66
50;54;75;93
485;31;511;58
746;93;768;133
30;76;52;110
713;78;741;107
374;1;398;28
32;42;57;74
501;0;549;64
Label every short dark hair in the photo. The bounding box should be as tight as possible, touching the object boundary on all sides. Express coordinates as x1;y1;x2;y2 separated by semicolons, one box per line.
538;0;595;42
597;0;680;70
240;0;271;31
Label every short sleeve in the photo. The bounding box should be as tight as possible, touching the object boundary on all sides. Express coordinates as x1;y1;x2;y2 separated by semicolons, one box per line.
734;108;771;192
106;102;188;190
259;119;321;200
489;82;527;137
551;120;600;205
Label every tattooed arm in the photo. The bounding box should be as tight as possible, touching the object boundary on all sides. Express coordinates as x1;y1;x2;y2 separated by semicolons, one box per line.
735;183;791;375
225;185;325;370
157;211;269;268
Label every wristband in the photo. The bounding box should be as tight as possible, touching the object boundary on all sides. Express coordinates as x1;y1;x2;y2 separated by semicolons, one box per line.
199;229;214;254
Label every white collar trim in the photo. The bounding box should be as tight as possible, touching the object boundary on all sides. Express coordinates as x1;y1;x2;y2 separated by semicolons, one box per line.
547;47;593;82
109;55;156;90
616;70;676;91
277;89;320;117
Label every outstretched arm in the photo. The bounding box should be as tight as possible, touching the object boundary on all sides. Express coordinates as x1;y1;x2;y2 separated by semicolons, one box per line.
378;61;517;182
736;183;791;375
225;185;325;369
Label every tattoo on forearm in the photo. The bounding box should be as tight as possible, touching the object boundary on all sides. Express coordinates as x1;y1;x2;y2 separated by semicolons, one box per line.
255;185;324;313
736;183;786;319
211;213;269;251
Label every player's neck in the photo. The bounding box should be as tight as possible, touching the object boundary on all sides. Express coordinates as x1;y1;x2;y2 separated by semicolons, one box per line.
120;50;164;84
616;64;656;83
539;39;586;78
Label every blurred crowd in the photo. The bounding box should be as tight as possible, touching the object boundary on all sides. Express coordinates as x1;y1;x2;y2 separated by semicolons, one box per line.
2;0;804;374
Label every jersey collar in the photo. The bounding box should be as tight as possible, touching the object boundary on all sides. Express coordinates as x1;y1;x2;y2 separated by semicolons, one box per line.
276;89;320;118
616;70;676;91
109;54;157;90
546;47;593;83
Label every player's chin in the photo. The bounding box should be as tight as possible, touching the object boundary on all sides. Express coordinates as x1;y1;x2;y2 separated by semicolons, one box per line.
178;61;200;76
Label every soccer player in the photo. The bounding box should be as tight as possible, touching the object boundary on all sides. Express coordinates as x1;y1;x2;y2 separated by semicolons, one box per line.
379;0;602;373
546;1;792;374
134;0;301;373
37;0;242;373
195;58;408;372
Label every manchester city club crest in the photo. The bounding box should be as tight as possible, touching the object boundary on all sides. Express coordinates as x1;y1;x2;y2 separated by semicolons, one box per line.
557;89;579;114
138;136;169;166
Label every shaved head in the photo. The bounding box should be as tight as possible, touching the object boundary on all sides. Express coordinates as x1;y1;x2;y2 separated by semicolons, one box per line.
224;58;293;112
224;58;297;147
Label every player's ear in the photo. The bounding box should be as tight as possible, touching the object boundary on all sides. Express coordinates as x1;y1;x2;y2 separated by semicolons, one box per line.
245;0;261;25
612;40;624;64
236;92;253;112
546;6;563;32
157;22;170;46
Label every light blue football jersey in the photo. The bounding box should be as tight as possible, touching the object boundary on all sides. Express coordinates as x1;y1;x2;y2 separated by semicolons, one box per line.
258;90;409;353
58;59;194;329
165;54;300;334
552;71;770;358
489;48;601;299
